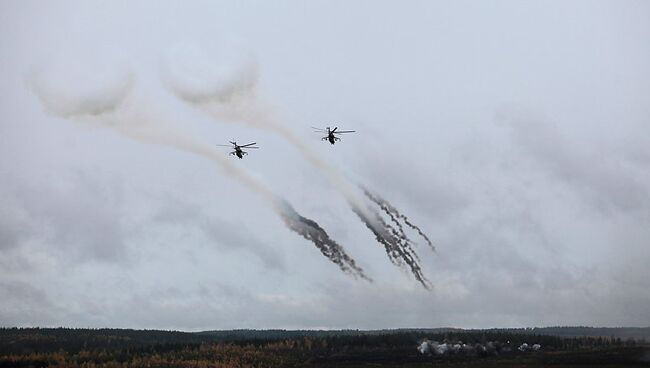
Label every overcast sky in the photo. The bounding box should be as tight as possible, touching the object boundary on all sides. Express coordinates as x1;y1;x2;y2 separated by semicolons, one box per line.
1;0;649;330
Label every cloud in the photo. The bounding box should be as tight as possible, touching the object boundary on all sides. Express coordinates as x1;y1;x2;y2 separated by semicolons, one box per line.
0;170;129;263
496;106;650;215
0;281;63;327
2;0;649;329
359;153;471;222
0;196;30;251
153;197;287;271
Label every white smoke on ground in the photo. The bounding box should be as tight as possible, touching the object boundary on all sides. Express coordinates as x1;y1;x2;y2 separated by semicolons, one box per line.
518;343;542;352
163;44;435;288
418;340;541;357
29;62;369;280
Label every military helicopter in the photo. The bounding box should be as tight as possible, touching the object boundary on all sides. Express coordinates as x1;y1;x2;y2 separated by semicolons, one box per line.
216;141;259;159
312;126;355;145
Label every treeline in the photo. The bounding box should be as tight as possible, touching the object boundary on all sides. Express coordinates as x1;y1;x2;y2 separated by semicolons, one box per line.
1;327;647;355
0;328;568;355
0;328;206;356
0;343;296;368
1;327;648;368
197;326;650;341
492;326;650;340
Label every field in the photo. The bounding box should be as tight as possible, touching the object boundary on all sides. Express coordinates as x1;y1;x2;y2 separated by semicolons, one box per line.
1;328;648;367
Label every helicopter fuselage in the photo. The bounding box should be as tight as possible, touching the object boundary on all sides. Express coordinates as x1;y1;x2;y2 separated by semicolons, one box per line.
230;147;246;159
324;130;340;145
219;141;256;159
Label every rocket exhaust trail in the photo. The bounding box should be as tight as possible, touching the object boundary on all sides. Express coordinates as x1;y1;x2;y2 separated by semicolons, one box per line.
30;72;369;280
363;195;421;262
276;200;371;281
351;205;431;289
361;186;436;252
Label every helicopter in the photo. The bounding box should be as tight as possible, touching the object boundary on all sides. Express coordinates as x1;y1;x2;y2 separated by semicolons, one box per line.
216;141;259;159
312;126;356;145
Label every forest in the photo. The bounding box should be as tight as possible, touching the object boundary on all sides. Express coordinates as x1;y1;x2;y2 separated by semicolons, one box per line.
1;327;648;367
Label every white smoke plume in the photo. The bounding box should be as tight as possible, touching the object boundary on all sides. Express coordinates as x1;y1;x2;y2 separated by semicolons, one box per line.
518;343;542;352
418;340;518;357
29;62;369;280
163;44;435;288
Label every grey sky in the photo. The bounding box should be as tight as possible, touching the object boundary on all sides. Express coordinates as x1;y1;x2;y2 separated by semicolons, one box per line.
1;0;649;330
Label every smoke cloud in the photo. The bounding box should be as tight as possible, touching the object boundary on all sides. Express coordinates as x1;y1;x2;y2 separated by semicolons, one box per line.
163;47;436;288
418;339;527;357
29;64;369;280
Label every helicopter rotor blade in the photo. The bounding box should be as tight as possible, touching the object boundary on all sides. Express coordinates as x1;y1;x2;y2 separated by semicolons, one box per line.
333;130;355;134
331;127;338;133
240;142;257;147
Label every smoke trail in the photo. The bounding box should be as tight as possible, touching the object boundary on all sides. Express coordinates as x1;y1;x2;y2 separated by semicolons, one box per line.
29;68;369;280
351;206;431;289
276;200;371;281
361;186;436;252
163;52;434;288
356;192;418;261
